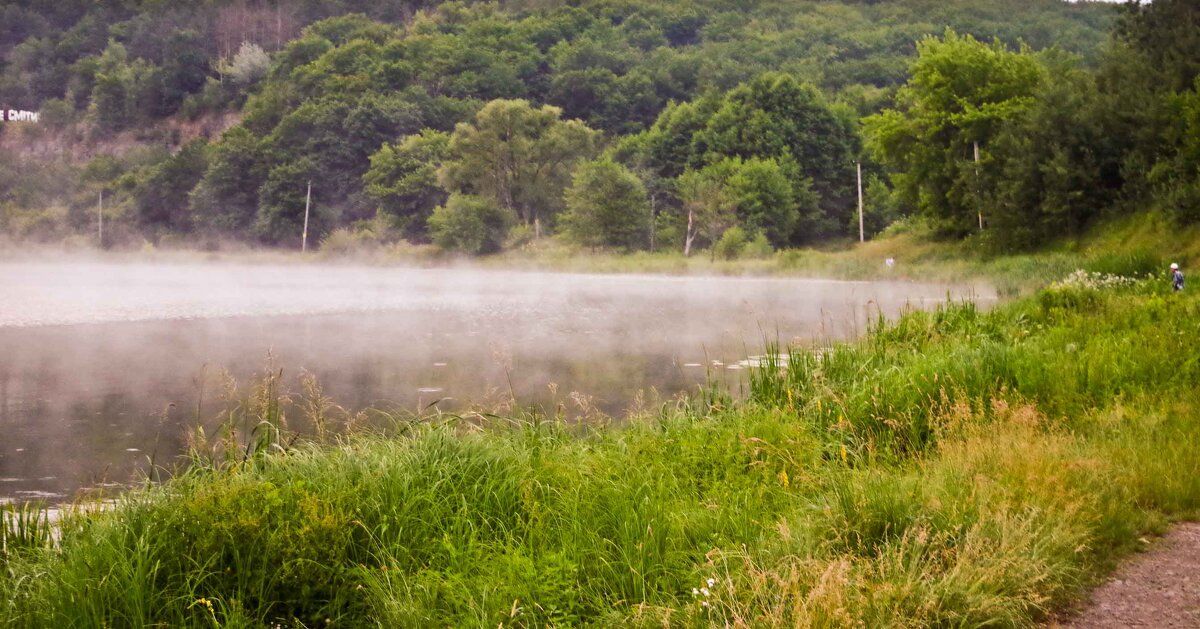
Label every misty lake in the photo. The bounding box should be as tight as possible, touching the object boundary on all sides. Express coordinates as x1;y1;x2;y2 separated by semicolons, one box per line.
0;262;991;502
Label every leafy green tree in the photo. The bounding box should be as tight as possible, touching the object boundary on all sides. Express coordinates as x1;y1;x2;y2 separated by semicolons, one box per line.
1114;0;1200;94
427;193;513;254
363;129;451;240
190;127;270;235
266;93;424;217
439;99;599;235
674;156;808;251
152;30;209;117
620;95;719;180
256;158;327;246
1101;0;1200;220
722;156;799;247
133;138;209;234
865;31;1044;236
696;72;859;241
88;41;140;133
981;54;1110;249
676;166;736;258
861;174;903;239
1152;78;1200;223
561;158;651;251
713;225;748;261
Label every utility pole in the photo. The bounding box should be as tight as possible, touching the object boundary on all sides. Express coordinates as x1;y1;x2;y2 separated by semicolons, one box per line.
301;180;312;253
648;190;657;251
974;141;983;231
856;161;864;243
97;190;104;247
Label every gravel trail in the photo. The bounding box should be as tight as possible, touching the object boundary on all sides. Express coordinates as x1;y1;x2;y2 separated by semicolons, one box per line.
1056;523;1200;628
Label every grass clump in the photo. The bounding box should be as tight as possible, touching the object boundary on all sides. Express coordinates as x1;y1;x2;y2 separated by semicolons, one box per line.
3;271;1200;627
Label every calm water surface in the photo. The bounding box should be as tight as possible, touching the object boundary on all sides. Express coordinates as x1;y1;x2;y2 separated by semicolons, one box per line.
0;262;991;502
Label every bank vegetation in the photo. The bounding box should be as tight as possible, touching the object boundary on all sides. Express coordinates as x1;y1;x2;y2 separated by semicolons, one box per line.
2;263;1198;627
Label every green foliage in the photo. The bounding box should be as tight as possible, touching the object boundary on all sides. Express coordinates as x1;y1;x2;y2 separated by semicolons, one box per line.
190;127;269;235
672;155;807;254
255;158;324;246
88;40;142;134
722;156;800;247
1153;77;1200;222
619;95;720;180
743;231;773;259
697;72;860;241
561;157;652;251
364;129;451;241
866;30;1045;236
677;164;736;256
427;192;513;254
861;173;903;238
10;280;1200;625
0;0;1126;248
1082;250;1164;279
713;224;748;260
1113;0;1200;94
440;99;599;231
132;138;209;235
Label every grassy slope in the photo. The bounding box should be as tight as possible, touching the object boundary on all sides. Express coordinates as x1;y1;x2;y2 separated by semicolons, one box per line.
2;262;1199;627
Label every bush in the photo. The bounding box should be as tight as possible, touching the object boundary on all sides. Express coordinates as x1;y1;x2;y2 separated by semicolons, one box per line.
561;158;651;251
320;227;381;255
743;232;773;259
505;222;536;249
427;194;514;255
713;226;748;260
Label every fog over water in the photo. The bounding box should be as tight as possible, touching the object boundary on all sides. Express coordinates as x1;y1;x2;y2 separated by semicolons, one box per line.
0;262;991;502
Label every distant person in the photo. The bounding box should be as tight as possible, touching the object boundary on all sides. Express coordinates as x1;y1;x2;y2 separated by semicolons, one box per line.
1171;262;1184;292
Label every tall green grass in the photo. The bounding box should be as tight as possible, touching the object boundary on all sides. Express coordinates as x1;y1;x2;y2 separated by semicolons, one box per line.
3;272;1199;627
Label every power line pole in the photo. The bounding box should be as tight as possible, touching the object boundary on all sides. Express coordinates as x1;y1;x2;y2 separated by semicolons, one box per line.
301;180;312;253
97;190;104;247
974;141;983;231
856;160;864;243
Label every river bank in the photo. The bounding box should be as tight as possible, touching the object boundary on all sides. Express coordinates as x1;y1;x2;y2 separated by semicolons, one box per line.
5;212;1190;295
2;268;1197;626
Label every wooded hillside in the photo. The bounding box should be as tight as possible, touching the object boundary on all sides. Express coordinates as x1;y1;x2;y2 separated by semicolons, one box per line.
4;0;1173;255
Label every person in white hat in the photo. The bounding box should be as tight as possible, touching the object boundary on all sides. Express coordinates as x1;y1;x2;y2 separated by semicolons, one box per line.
1171;263;1184;291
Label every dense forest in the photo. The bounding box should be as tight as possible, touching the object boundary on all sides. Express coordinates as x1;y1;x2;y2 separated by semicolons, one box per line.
0;0;1194;256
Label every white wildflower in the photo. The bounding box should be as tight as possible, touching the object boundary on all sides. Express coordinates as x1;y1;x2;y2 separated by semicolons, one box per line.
1050;269;1139;291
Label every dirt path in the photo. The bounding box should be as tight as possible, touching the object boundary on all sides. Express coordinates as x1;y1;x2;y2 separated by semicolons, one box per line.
1054;523;1200;628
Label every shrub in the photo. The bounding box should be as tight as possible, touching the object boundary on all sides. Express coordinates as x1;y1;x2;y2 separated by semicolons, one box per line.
742;231;774;258
427;193;514;254
713;226;748;260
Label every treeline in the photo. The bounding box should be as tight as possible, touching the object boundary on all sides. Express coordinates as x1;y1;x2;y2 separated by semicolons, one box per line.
869;0;1200;251
0;0;1123;253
